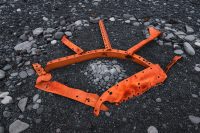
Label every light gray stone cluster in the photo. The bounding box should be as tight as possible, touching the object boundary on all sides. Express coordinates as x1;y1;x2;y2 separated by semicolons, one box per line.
83;60;127;91
141;18;199;56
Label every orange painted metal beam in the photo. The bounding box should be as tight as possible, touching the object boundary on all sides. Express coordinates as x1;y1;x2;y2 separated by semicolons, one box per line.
61;35;84;54
94;64;167;116
44;49;153;72
99;20;112;50
127;27;161;55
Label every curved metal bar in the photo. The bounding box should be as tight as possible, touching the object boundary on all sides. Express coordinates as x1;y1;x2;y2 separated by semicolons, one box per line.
45;49;153;72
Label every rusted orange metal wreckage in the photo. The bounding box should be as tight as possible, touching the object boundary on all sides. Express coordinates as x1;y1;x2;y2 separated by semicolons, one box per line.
32;20;182;116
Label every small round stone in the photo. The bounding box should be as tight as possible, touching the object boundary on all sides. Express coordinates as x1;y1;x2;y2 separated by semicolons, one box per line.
0;92;9;98
122;117;127;122
43;17;48;21
125;20;131;23
194;64;200;72
19;71;28;79
105;112;111;117
3;110;11;118
104;76;110;82
32;103;40;110
75;20;82;26
133;22;140;26
109;17;115;22
36;99;42;103
36;107;44;114
16;8;21;12
65;31;72;37
156;98;162;102
60;20;66;26
26;69;35;76
0;125;4;133
33;94;40;102
1;96;13;105
33;28;43;36
19;34;27;41
35;118;42;124
56;128;61;133
3;64;12;71
183;42;195;56
184;35;195;42
191;94;198;98
54;32;64;40
147;126;158;133
0;70;6;80
189;115;200;124
194;41;200;47
51;40;57;45
110;68;116;74
174;49;184;55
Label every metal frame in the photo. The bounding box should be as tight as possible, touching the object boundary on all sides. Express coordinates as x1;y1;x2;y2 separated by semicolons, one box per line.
32;20;181;116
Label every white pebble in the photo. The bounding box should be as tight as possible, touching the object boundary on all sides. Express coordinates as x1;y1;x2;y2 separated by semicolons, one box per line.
75;20;82;26
33;94;39;102
32;103;40;109
65;31;72;37
185;25;194;33
125;20;131;23
43;17;48;21
156;98;162;102
191;94;198;98
109;17;115;22
1;96;13;105
36;99;42;103
189;115;200;124
147;126;158;133
105;112;111;117
51;40;57;45
194;40;200;47
0;92;9;98
183;42;195;56
16;8;21;12
194;64;200;72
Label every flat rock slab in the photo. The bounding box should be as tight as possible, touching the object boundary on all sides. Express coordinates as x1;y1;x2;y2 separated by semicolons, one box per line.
33;27;43;36
18;97;28;112
183;42;195;55
9;120;29;133
0;70;5;79
14;41;35;52
189;115;200;124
